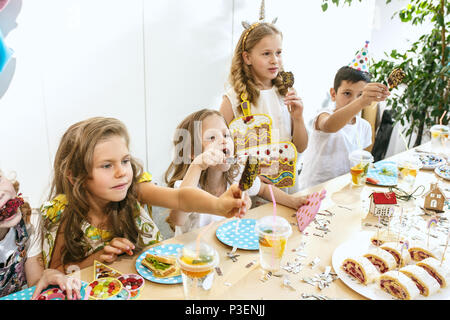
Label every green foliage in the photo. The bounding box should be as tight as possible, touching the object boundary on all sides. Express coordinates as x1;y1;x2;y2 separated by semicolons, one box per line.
321;0;449;146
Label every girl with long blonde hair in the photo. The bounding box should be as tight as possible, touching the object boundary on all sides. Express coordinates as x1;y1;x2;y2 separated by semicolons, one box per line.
41;117;246;273
219;21;308;194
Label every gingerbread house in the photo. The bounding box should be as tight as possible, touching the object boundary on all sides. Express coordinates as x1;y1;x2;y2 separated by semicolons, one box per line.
424;183;446;212
369;192;397;217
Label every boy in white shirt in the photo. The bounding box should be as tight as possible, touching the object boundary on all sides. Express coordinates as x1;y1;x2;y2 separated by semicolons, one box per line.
298;66;390;190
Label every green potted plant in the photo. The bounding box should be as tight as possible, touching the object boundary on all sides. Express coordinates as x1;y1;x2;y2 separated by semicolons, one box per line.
321;0;449;147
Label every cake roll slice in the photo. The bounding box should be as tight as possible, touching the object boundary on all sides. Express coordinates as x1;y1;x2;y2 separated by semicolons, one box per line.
380;242;411;267
408;244;440;262
417;257;450;289
379;271;420;300
341;256;380;285
364;249;397;273
399;265;440;297
370;230;404;247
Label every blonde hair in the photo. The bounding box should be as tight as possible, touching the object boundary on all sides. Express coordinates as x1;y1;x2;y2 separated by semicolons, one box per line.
48;117;147;265
164;109;239;191
229;22;288;114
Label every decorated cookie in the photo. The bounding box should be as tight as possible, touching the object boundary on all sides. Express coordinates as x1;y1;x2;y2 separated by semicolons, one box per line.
239;156;260;191
280;71;294;88
388;68;406;89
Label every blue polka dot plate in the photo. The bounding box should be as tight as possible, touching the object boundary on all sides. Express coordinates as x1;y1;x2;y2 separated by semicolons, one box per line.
135;244;183;284
215;219;259;250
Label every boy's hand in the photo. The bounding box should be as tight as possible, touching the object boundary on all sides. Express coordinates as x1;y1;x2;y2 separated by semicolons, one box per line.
360;83;390;105
218;184;247;218
284;89;304;120
32;269;82;300
99;238;135;263
192;148;227;170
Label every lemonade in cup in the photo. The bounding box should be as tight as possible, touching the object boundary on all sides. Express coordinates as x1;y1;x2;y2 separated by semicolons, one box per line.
349;150;374;186
397;157;422;192
255;216;292;272
430;124;449;154
177;241;219;300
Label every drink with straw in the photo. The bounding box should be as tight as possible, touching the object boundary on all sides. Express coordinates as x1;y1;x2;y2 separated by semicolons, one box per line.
177;241;219;299
430;124;449;154
255;216;292;271
349;150;374;186
397;157;422;193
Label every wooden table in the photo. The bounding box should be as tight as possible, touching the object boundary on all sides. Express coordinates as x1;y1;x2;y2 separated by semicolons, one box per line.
76;144;449;300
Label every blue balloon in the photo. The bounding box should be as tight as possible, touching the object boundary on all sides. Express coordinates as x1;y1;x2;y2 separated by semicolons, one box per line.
0;28;13;73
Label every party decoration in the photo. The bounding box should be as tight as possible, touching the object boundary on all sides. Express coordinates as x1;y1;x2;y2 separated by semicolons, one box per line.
296;189;326;232
348;41;370;72
238;156;260;191
368;192;397;218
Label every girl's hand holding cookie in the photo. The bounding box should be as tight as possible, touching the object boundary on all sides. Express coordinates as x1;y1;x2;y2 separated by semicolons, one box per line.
284;89;304;120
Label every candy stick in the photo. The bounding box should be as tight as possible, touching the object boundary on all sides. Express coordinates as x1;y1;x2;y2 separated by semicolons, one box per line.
440;232;449;267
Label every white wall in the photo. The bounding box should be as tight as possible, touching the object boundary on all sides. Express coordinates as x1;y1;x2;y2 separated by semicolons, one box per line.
0;0;432;208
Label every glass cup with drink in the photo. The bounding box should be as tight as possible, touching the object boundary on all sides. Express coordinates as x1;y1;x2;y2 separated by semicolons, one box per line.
397;157;422;193
255;216;292;272
349;150;374;187
177;241;219;300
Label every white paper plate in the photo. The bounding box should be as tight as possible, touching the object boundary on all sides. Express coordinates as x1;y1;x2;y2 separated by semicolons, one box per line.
331;230;450;300
435;164;450;180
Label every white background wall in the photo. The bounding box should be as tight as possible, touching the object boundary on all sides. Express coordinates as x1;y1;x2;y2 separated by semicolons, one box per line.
0;0;431;208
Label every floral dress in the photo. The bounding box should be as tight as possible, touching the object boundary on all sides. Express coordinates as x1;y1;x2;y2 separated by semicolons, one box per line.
0;219;28;297
40;172;161;268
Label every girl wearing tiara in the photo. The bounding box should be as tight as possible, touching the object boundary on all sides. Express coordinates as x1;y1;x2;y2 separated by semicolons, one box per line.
219;10;308;194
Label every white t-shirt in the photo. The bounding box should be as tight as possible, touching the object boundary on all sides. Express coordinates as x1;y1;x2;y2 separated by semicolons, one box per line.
173;175;261;236
0;209;43;265
297;108;372;190
225;86;301;194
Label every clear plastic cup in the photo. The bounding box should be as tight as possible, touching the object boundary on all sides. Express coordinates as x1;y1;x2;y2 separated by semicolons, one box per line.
430;125;449;154
349;150;374;186
177;241;219;300
397;157;422;192
255;216;292;272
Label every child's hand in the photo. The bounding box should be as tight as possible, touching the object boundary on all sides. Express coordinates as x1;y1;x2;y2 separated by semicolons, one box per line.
360;82;390;105
218;184;247;218
98;238;136;263
284;89;304;120
192;148;227;170
288;194;309;210
32;269;82;300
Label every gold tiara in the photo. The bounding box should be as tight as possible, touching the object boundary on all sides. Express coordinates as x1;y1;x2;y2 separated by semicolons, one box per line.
241;0;278;51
